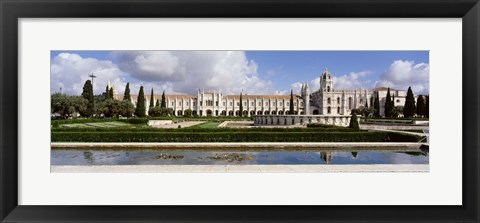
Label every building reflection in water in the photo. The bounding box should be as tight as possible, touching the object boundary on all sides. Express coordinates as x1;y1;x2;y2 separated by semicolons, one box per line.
320;152;332;164
83;151;93;165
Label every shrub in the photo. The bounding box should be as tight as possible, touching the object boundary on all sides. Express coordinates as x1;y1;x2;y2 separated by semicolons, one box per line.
51;131;420;142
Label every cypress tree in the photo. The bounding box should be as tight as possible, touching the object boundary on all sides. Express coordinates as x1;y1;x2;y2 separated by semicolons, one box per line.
81;80;94;117
425;96;429;118
156;99;160;107
416;95;426;117
105;85;110;99
365;101;368;108
123;82;131;102
289;89;294;114
109;87;114;100
149;88;154;108
374;93;380;117
349;112;360;131
161;90;166;108
403;86;416;118
239;92;243;117
135;86;146;117
384;87;393;118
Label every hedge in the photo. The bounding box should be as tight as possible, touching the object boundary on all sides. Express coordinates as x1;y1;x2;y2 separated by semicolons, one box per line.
51;132;420;142
51;126;359;133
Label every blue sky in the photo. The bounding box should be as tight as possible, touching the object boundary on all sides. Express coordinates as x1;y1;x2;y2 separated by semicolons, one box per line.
50;51;429;96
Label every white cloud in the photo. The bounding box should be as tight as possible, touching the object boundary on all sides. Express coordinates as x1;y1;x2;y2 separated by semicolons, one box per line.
50;53;126;95
375;60;429;95
333;71;373;90
112;51;273;95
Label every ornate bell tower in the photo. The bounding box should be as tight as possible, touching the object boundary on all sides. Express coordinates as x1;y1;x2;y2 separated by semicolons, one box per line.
320;68;333;92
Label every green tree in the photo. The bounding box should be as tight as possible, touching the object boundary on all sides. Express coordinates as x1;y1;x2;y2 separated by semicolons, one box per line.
289;89;294;115
384;87;393;118
135;86;146;117
123;82;131;102
149;107;173;117
105;85;110;99
51;93;87;119
108;87;114;100
81;80;95;117
416;95;426;117
373;93;380;117
155;99;160;107
349;112;360;131
403;86;416;118
120;100;134;117
425;96;429;118
160;90;166;108
239;92;243;117
184;108;192;117
149;88;154;108
392;106;404;118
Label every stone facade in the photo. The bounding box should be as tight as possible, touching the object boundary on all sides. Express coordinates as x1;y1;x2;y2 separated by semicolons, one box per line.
117;69;411;117
253;115;352;127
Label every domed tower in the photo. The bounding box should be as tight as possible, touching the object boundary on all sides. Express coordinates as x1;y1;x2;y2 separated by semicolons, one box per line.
320;68;333;92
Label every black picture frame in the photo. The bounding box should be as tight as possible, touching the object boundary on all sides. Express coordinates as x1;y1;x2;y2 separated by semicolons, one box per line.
1;0;479;222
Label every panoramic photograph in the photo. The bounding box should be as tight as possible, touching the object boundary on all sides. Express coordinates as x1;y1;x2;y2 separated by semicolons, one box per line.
50;50;429;173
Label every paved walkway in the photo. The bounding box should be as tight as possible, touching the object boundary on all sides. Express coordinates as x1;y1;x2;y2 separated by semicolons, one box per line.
51;164;429;173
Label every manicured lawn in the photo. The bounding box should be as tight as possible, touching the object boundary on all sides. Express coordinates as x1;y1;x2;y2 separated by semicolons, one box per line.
61;121;132;128
190;121;221;129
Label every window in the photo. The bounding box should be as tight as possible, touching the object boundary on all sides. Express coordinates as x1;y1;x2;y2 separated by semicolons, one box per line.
360;99;363;104
179;102;182;106
327;98;331;104
193;102;196;106
327;106;331;114
327;86;330;92
251;102;254;106
216;101;219;106
348;97;353;109
286;102;289;106
223;102;226;106
300;102;303;106
236;102;239;106
186;102;189;106
244;102;247;106
396;99;400;103
200;101;203;106
273;102;276;106
337;107;340;114
266;102;269;106
280;102;283;106
171;102;174;106
229;102;233;106
337;97;340;104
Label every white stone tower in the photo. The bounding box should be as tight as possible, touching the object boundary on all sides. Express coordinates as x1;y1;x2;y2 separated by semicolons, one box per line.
320;69;333;92
304;82;310;115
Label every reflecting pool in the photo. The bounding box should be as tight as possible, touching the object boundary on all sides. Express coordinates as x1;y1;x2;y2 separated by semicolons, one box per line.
51;148;429;165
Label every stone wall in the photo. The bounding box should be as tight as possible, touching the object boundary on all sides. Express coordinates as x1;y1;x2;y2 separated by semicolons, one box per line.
253;115;352;127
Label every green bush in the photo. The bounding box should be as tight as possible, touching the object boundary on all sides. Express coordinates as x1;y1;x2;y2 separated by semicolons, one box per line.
51;131;420;142
51;126;358;133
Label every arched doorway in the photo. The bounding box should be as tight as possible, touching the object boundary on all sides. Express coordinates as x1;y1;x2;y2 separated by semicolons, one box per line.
215;110;219;116
278;111;284;115
221;110;226;116
265;111;270;115
228;110;234;116
206;109;212;116
271;111;277;115
192;110;197;116
250;110;255;116
257;110;263;115
313;110;319;115
177;110;183;116
235;110;240;116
